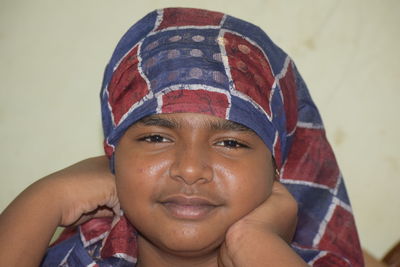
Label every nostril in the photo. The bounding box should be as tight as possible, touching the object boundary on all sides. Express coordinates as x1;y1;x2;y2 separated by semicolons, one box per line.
169;153;213;185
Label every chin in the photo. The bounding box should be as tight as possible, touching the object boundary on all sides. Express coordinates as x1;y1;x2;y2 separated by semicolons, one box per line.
147;223;225;257
161;236;223;257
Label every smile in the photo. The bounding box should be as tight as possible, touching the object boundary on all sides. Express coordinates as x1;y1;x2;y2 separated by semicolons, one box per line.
160;195;219;220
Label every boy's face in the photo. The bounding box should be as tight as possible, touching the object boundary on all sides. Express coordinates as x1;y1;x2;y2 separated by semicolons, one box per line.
115;113;274;257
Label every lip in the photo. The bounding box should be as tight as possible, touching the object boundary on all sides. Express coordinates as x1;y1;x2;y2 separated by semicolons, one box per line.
159;195;219;220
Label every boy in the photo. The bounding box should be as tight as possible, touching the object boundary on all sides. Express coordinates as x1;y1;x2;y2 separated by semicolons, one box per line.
0;8;363;266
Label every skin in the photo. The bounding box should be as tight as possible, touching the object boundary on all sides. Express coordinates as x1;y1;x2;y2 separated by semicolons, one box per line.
0;113;307;267
0;156;118;266
115;113;274;266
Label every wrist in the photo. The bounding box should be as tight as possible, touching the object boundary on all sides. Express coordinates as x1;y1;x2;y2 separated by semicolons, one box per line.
26;177;66;226
224;220;275;258
224;224;307;266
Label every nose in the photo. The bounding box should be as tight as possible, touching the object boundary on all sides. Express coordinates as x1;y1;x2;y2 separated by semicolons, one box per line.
169;143;213;185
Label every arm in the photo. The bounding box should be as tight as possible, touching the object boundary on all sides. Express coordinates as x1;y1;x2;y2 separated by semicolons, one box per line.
0;156;118;267
218;181;308;267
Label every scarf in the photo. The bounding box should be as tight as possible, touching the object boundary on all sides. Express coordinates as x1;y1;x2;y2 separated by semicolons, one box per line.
42;8;363;266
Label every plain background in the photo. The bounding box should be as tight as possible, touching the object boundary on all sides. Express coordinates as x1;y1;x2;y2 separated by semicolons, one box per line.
1;0;399;259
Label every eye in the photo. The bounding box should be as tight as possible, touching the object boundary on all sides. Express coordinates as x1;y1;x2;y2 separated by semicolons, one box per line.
138;135;171;143
215;139;249;149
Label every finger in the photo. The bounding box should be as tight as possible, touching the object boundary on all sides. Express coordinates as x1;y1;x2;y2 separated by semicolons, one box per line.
240;181;298;243
218;241;235;267
271;180;292;196
68;206;115;227
269;181;298;242
112;203;121;217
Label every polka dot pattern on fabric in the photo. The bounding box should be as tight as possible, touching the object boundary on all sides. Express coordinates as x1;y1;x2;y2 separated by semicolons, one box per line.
189;68;203;79
167;71;179;82
238;44;251;54
167;49;180;59
190;49;203;57
169;35;182;42
212;71;228;84
192;35;205;42
144;57;157;68
145;41;159;51
236;61;248;72
213;53;222;62
254;74;266;87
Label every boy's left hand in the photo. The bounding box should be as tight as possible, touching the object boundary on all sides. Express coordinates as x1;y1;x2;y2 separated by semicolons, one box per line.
218;181;306;267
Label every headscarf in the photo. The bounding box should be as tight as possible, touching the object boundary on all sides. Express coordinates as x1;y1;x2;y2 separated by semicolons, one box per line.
42;8;363;266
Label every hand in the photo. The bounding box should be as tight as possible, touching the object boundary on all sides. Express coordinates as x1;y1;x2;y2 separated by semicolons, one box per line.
44;156;119;226
0;156;119;267
230;181;298;243
218;181;305;267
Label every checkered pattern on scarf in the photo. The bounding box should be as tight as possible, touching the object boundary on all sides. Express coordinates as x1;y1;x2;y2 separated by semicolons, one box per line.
42;8;363;267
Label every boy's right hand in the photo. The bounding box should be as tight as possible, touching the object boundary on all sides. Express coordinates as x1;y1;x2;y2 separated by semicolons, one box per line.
0;156;118;267
44;156;119;226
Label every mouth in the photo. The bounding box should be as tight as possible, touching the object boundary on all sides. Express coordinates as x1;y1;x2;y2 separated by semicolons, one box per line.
159;195;220;220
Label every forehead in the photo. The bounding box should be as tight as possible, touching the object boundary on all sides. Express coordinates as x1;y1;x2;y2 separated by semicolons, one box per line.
136;113;254;132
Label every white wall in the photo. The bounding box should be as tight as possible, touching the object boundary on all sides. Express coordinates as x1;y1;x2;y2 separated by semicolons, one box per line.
1;0;399;259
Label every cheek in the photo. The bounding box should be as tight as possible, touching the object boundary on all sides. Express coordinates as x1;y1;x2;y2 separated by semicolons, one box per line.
115;171;144;214
216;158;273;216
114;157;169;211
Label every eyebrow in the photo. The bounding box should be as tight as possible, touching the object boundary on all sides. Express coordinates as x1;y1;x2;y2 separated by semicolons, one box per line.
209;119;252;132
138;115;254;133
138;116;179;129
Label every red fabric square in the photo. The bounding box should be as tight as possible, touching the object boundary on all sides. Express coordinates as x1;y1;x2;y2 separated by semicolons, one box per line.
161;89;229;118
224;32;275;116
157;8;224;30
101;216;137;259
282;127;339;188
80;217;113;243
313;252;352;267
108;45;149;125
317;205;364;267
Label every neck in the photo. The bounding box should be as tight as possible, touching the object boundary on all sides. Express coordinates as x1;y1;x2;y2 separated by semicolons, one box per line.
136;235;219;267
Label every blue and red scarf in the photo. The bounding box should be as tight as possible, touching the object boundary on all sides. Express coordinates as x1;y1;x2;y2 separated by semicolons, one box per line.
42;8;363;267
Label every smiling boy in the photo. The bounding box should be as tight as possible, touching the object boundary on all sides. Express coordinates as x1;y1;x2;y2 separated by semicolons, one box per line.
115;113;275;262
0;7;363;266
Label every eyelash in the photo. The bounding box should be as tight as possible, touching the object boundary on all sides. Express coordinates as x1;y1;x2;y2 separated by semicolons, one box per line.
138;135;171;143
138;135;249;149
215;139;249;149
